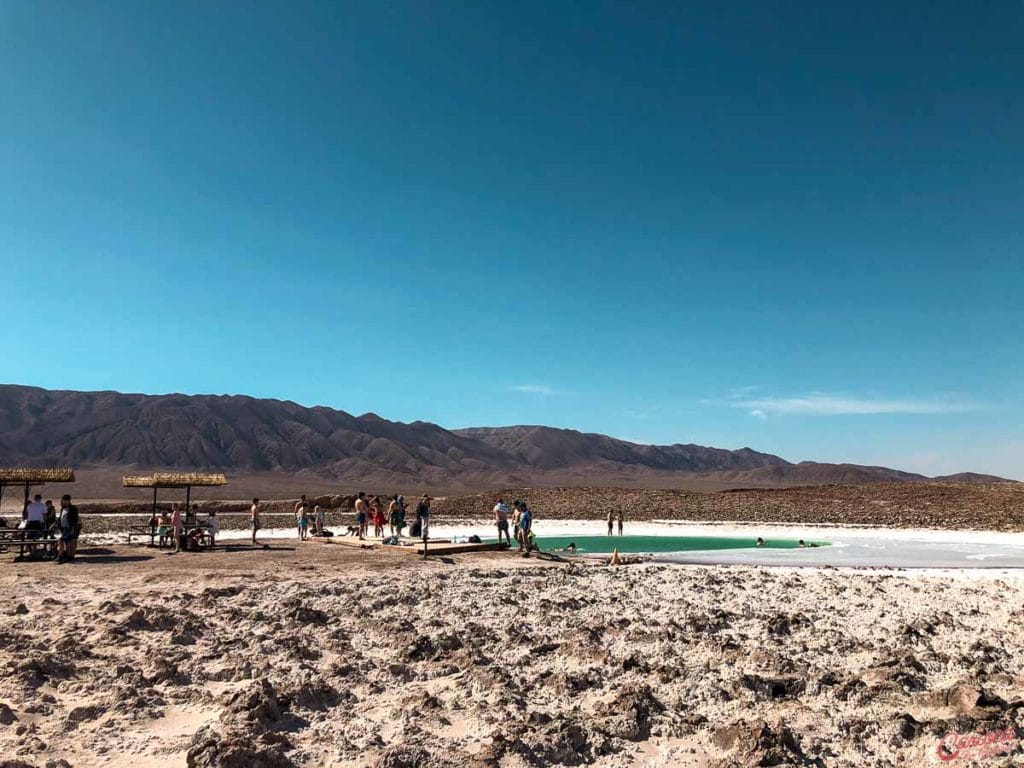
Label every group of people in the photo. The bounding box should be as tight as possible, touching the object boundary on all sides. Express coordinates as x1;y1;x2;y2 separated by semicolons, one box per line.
353;492;433;540
17;493;80;562
292;495;327;541
245;492;437;544
606;510;626;535
266;491;538;552
492;497;535;552
149;503;219;551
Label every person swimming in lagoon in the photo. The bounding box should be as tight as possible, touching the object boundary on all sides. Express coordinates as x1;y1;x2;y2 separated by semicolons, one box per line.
756;537;765;547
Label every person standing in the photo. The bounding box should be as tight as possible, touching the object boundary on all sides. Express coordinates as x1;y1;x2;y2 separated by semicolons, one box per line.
24;494;47;538
606;509;614;536
57;494;80;563
394;495;407;537
294;495;308;525
207;510;219;547
617;511;624;536
44;500;57;530
170;503;184;552
296;502;309;541
387;495;400;536
512;501;522;546
372;499;386;538
493;497;511;546
518;501;533;554
415;495;431;540
354;492;368;539
250;498;261;546
314;504;325;536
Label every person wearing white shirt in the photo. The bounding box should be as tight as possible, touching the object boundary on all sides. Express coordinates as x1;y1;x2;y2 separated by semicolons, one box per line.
493;497;511;546
24;494;47;538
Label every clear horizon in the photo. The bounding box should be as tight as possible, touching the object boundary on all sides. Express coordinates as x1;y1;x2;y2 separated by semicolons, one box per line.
1;2;1021;478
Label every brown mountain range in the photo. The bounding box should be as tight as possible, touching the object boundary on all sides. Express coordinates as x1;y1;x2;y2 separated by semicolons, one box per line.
0;384;1012;492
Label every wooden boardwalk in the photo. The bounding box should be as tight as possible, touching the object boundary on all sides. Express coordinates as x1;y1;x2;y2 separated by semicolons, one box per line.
321;536;508;556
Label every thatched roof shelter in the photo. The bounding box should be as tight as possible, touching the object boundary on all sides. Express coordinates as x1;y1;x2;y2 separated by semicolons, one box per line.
123;473;226;489
0;467;76;514
122;473;228;516
0;468;76;484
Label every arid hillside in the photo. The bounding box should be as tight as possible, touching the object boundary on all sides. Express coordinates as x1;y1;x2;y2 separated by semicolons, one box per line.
0;385;1013;491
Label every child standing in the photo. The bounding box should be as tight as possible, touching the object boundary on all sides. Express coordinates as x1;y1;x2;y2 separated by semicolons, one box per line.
207;510;219;547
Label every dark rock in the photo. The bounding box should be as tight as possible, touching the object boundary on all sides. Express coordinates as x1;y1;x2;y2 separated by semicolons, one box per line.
592;684;664;740
65;705;103;729
889;713;925;747
373;745;456;768
515;715;594;766
223;679;282;728
187;725;294;768
711;719;818;767
766;613;809;636
740;674;806;701
288;604;328;626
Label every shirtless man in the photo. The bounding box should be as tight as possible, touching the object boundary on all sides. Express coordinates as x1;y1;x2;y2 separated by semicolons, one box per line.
354;492;368;539
606;509;614;536
387;495;400;536
170;503;184;552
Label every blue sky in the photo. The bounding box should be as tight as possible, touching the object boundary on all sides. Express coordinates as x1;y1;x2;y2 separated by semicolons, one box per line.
1;2;1021;477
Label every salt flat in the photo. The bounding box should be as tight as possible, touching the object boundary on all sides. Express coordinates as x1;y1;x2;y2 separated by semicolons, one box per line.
1;538;1022;767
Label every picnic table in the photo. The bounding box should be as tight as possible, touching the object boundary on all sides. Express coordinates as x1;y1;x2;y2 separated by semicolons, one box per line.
0;525;60;559
125;522;214;549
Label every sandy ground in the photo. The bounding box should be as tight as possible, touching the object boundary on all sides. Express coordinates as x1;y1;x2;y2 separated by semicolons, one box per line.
2;536;1024;768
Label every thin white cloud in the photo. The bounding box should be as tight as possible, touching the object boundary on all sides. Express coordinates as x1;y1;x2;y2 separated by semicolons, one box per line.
509;384;556;396
721;392;981;416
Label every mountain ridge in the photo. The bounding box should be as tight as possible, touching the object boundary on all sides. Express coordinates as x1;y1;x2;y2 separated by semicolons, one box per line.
0;384;1013;488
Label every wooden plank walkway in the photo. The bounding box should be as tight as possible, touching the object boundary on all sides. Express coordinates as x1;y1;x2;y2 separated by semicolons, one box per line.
319;536;507;556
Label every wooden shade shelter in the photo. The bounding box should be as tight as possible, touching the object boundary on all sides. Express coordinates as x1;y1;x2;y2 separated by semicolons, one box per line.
123;473;228;517
0;468;76;518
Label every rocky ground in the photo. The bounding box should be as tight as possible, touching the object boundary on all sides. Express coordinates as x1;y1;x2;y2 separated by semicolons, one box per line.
435;483;1024;531
0;542;1022;767
51;482;1024;537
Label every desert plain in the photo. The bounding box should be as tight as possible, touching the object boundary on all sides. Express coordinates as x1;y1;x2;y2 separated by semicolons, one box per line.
1;483;1023;768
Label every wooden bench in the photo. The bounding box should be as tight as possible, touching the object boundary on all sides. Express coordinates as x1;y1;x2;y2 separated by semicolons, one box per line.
1;529;60;559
